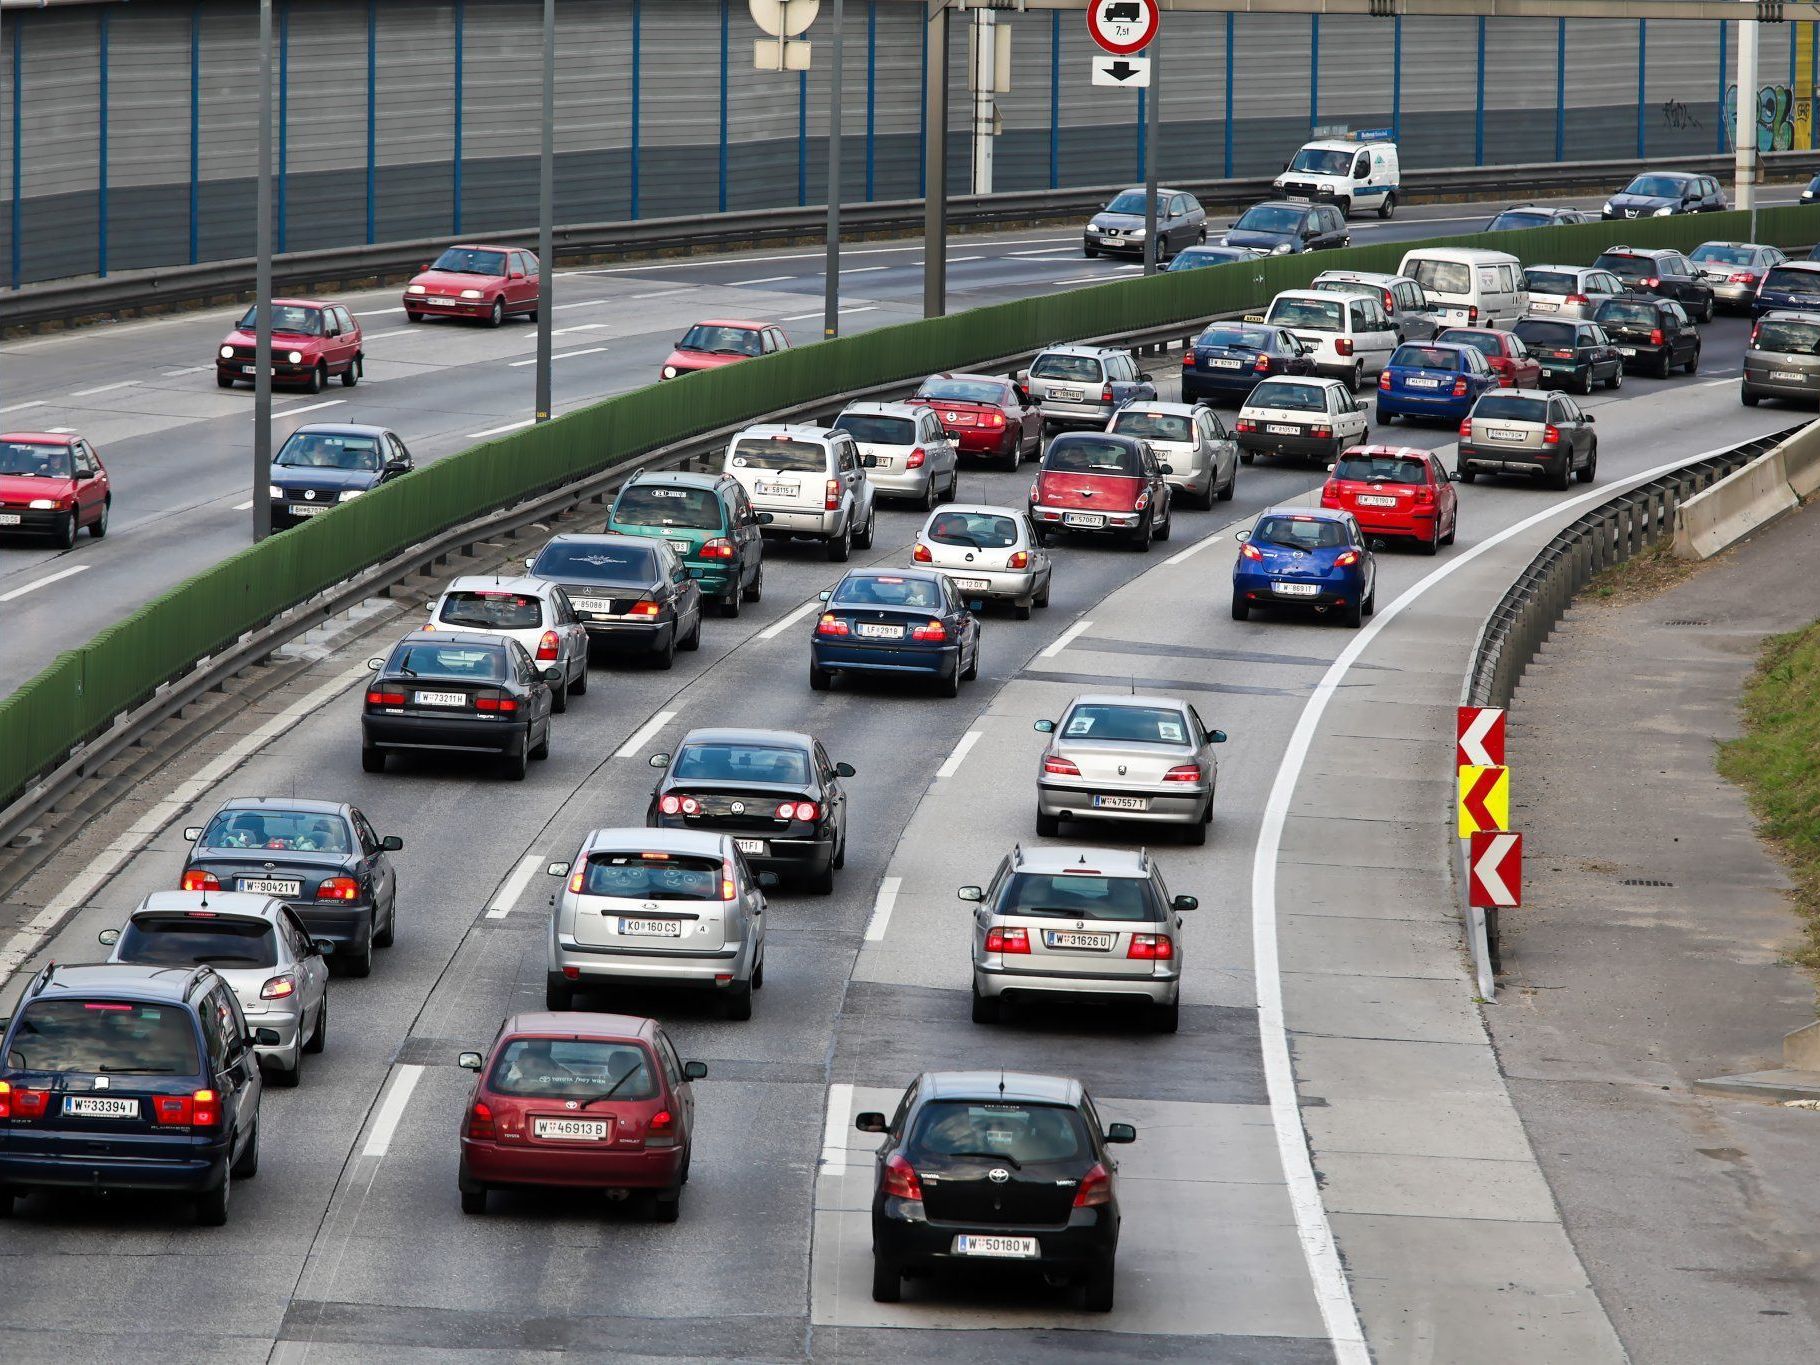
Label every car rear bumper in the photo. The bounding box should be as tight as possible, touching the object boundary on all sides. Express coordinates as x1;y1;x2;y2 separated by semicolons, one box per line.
0;1143;230;1194
1030;503;1144;534
460;1137;684;1190
812;640;957;676
755;506;841;537
1743;370;1820;400
874;1204;1117;1271
1233;571;1363;608
1037;780;1210;825
1458;443;1559;475
1037;400;1117;426
1236;431;1339;461
1181;373;1262;402
974;962;1179;1004
579;618;671;653
948;426;1018;456
292;902;375;953
927;566;1040;602
649;815;834;874
1341;504;1439;538
551;936;754;987
867;466;939;497
1377;390;1474;420
362;713;529;757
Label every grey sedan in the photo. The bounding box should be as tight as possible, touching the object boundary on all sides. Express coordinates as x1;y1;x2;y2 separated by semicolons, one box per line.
1034;694;1225;844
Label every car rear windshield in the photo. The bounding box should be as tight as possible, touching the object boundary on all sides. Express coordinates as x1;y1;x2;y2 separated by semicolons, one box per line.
386;643;507;681
0;441;72;478
905;1101;1091;1165
275;432;383;471
532;542;656;584
1030;354;1104;382
830;574;943;609
1267;297;1344;330
1403;258;1472;295
916;378;1008;405
236;303;322;335
438;591;544;631
1247;380;1327;412
1594;300;1661;327
575;852;723;900
1514;319;1577;347
1763;266;1820;292
1109;411;1192;443
6;1000;201;1075
927;511;1019;549
679;324;762;356
1522;270;1579;294
1043;438;1140;475
614;485;723;530
1754;319;1820;354
200;808;350;852
1391;345;1462;371
1235;205;1304;234
431;247;506;275
672;742;810;785
118;916;280;970
1594;254;1655;281
488;1038;657;1101
1622;175;1688;197
1060;704;1191;745
1436;329;1501;358
1335;453;1429;484
1489;210;1552;230
1253;516;1350;550
832;414;916;446
1471;394;1547;422
730;436;828;472
1195;325;1270;350
998;871;1157;921
1691;244;1755;266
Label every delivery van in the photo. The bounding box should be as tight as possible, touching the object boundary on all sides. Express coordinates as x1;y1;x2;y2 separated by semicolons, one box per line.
1273;130;1400;220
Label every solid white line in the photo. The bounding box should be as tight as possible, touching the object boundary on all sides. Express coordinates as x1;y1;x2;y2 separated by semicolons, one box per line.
863;876;902;943
360;328;414;341
233;500;254;511
1165;533;1223;566
356;306;408;316
485;853;544;920
68;380;137;398
614;709;676;760
361;1064;425;1158
935;730;981;780
551;300;609;311
732;275;798;286
275;399;347;418
757;596;823;641
780;306;878;322
1009;248;1080;258
551;323;609;336
948;255;985;263
1049;275;1112;286
843;266;889;274
507;346;607;368
631;288;690;299
466;418;535;439
162;366;213;377
1039;617;1093;659
0;400;46;415
820;1082;855;1176
0;564;90;603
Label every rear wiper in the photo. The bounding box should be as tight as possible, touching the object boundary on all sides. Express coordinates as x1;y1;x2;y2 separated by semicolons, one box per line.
580;1069;644;1109
945;1150;1023;1169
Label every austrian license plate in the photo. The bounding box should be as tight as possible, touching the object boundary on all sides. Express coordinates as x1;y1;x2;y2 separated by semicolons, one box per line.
856;622;903;639
1272;581;1320;596
1531;300;1558;312
0;514;19;526
755;482;794;497
237;878;302;897
1487;428;1525;441
1265;424;1299;435
1616;346;1636;357
619;917;682;937
533;1117;609;1141
426;297;456;305
735;838;767;855
1092;794;1149;811
289;504;328;517
1356;495;1398;507
1048;386;1081;401
63;1095;138;1119
1209;358;1243;370
1405;377;1439;388
571;598;613;613
954;578;991;592
1044;929;1116;949
954;1234;1039;1258
414;690;467;707
1772;370;1806;381
863;454;888;468
1063;512;1105;528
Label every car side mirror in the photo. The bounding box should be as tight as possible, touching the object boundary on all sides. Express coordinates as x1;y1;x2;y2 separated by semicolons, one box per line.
683;1060;709;1081
1583;413;1595;424
97;928;120;946
510;269;525;280
384;459;409;474
958;885;984;903
381;835;404;851
756;511;775;525
1033;719;1055;733
1233;529;1251;543
855;1111;889;1133
366;657;384;671
757;871;782;890
1138;372;1153;382
253;1028;282;1047
1014;369;1030;383
1448;469;1462;481
649;752;671;769
1326;463;1337;473
818;590;832;602
523;557;536;571
458;1051;484;1071
547;861;571;877
835;761;856;777
183;826;203;841
311;938;335;956
1171;894;1199;912
1105;1122;1138;1144
541;667;563;684
1210;729;1227;744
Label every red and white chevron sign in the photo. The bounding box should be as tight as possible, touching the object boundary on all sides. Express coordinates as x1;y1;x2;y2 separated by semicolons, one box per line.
1468;830;1521;909
1456;706;1506;769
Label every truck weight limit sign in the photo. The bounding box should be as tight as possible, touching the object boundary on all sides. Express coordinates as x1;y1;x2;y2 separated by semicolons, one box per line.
1087;0;1158;57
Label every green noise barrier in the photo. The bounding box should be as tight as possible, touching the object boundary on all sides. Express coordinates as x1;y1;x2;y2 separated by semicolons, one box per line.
3;205;1814;811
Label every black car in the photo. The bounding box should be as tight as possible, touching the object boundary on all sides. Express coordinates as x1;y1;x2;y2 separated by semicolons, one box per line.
1082;186;1206;259
646;727;854;894
361;630;559;780
1512;317;1625;394
858;1071;1136;1311
1602;171;1727;219
1592;295;1701;377
179;797;402;979
1483;205;1597;231
0;963;270;1226
1592;247;1715;321
1220;200;1349;255
524;532;704;667
1179;323;1315;404
268;424;413;530
1164;245;1258;273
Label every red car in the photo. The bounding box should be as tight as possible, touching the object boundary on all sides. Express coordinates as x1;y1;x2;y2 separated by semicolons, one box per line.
910;371;1043;470
0;432;111;547
1029;430;1174;550
216;299;364;393
1320;444;1459;555
405;244;540;326
457;1011;706;1220
659;319;789;380
1434;327;1541;389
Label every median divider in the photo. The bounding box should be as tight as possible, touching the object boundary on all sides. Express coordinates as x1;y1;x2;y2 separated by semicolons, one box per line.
1671;418;1820;560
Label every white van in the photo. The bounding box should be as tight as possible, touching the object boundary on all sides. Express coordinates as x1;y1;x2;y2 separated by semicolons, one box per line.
1273;132;1400;220
1396;248;1528;329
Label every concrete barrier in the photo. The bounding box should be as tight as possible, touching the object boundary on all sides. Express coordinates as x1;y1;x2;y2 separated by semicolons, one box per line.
1671;436;1804;560
1783;422;1820;500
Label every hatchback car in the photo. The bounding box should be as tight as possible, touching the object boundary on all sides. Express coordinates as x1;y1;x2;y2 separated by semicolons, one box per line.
1165;244;1258;272
1375;342;1499;425
1592;295;1700;377
1483;204;1596;230
100;892;330;1086
1028;432;1174;549
362;630;559;779
910;372;1044;469
857;1071;1136;1310
428;576;591;704
1234;376;1370;467
1256;288;1399;388
1804;173;1820;205
1107;401;1237;508
647;728;853;893
216;298;363;392
660;319;789;380
1082;186;1205;258
605;471;767;617
1520;264;1625;320
1231;506;1376;626
0;432;110;547
1019;346;1155;430
1434;327;1541;388
457;1012;707;1220
268;424;413;530
404;243;539;326
0;962;269;1225
723;424;876;562
1690;241;1787;311
1741;310;1820;406
544;827;769;1018
833;401;961;505
1221;200;1349;254
1511;317;1625;394
1179;323;1315;405
1458;389;1597;488
1750;260;1820;318
913;504;1053;619
1602;171;1726;219
1311;270;1440;341
1592;247;1715;321
1034;694;1225;843
1320;445;1459;554
810;567;983;696
524;533;704;667
178;797;402;980
960;843;1197;1031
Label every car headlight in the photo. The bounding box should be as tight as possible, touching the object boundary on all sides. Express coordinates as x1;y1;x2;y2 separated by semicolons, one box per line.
219;345;234;359
1220;236;1234;247
1653;206;1673;216
1319;183;1335;194
407;284;426;294
286;349;304;364
662;365;678;378
1272;242;1293;254
1602;201;1614;213
28;499;57;510
339;489;364;502
460;288;484;300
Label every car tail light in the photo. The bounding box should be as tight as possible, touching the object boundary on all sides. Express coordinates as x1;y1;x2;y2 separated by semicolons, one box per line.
191;1090;220;1128
475;693;518;712
1134;489;1151;512
882;1153;924;1200
912;542;933;562
0;1082;48;1120
629;599;662;618
1467;305;1480;322
1381;288;1395;312
1029;480;1042;503
660;794;702;816
1641;277;1659;289
700;537;735;560
1542;425;1561;445
1749;325;1761;347
1100;386;1114;403
535;630;560;661
366;688;406;706
817;614;849;636
1320;481;1341;506
1127;933;1175;960
1458;419;1473;439
1649;328;1664;346
1240;542;1263;561
568;869;585;894
1566;293;1590;306
912;619;947;642
182;870;220;892
1043;755;1082;776
317;876;360;901
1008;550;1029;569
985;411;1005;427
777;800;820;821
1235;419;1257;434
1730;272;1758;284
1378;371;1391;391
1335;550;1361;567
985;926;1030;955
260;974;296;1000
1181;351;1195;368
1073;1161;1112;1207
1335;337;1354;356
1162;764;1202;784
1311;425;1332;439
1253;353;1272;373
1451;377;1468;397
465;1101;497;1140
721;859;738;901
825;479;841;511
1414;485;1436;506
1553;348;1573;359
642;1108;680;1149
906;446;927;468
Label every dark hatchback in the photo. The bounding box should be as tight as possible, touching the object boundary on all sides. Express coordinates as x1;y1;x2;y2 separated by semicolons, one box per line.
1591;295;1701;377
361;631;559;780
647;728;854;893
0;963;268;1226
1220;200;1348;254
268;425;413;530
179;797;402;979
810;568;983;697
1592;247;1715;321
1751;261;1820;318
525;533;704;666
1180;323;1314;404
1602;171;1726;219
1512;317;1625;393
858;1071;1136;1311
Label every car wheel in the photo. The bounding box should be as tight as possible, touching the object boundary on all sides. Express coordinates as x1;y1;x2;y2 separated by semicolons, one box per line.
54;512;77;550
89;499;110;539
231;1123;261;1178
373;899;395;948
1036;809;1062;838
1377;192;1396;220
1686;347;1700;375
1441;516;1457;547
1150;998;1181;1035
550;675;568;714
872;1254;903;1303
530;721;551;760
0;1189;14;1219
1348;363;1364;394
360;745;386;774
1239;450;1255;465
1130;518;1153;553
1742;386;1760;406
545;979;575;1011
340;356;361;388
268;1050;301;1088
724;980;754;1021
216;372;237;389
920;478;937;512
827;522;851;563
343;930;373;979
652;630;676;671
963;641;979;680
1364;582;1377;617
970;983;1001;1025
1081;1258;1117;1313
306;364;326;395
1082;245;1098;259
195;1169;231;1227
1014;600;1032;620
1419;528;1439;556
854;506;876;550
1155;501;1172;542
1575;366;1593;396
1003;443;1020;472
1552;456;1572;492
487;298;505;328
1577;443;1598;484
944;470;961;502
1700;296;1715;323
570;657;590;694
1034;573;1051;608
502;737;529;782
651;1186;683;1222
937;660;961;698
1458;466;1477;485
720;584;742;618
743;562;764;603
804;860;835;896
809;661;832;692
405;310;424;323
1343;599;1364;629
1230;592;1250;622
681;613;703;651
304;991;328;1053
1656;351;1673;380
1607;364;1623;391
460;1186;488;1216
753;956;765;989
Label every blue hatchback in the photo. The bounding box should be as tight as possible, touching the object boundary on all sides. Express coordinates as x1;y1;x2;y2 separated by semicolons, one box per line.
1375;342;1498;425
809;567;982;697
1231;507;1376;628
1752;261;1820;317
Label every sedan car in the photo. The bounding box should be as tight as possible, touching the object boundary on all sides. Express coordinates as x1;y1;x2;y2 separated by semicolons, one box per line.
857;1071;1137;1310
1179;323;1315;405
1483;204;1596;230
1107;401;1236;508
216;298;363;393
1028;432;1173;549
909;373;1043;471
428;576;590;707
1221;200;1349;254
404;243;539;326
1690;241;1788;311
0;432;110;547
1592;295;1701;378
1320;444;1459;554
524;533;703;669
1434;327;1541;388
1512;316;1625;393
269;424;413;530
1020;346;1155;431
1165;244;1259;272
1082;186;1205;259
832;401;961;505
913;504;1053;618
100;891;331;1085
1602;171;1726;219
457;1012;707;1220
1457;389;1597;488
659;319;789;380
1034;694;1224;843
177;796;402;979
1231;506;1376;627
1375;342;1499;425
647;728;853;893
362;630;559;780
1234;376;1370;467
810;567;982;696
1521;264;1625;320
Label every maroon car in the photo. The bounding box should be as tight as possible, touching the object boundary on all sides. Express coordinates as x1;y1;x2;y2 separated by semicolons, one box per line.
1028;430;1174;550
0;432;111;547
1434;327;1542;389
216;299;364;393
660;319;789;381
457;1011;706;1220
911;372;1043;471
405;243;540;326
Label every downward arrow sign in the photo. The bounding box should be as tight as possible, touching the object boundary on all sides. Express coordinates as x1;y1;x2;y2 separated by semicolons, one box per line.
1105;60;1140;81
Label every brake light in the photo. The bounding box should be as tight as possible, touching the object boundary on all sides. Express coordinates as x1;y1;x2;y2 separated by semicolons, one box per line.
1253;353;1271;373
1127;933;1175;960
1043;755;1082;776
985;411;1005;427
1381;288;1395;312
700;537;735;559
1649;328;1664;346
1641;277;1659;289
906;446;927;469
366;688;406;706
475;694;518;712
910;542;934;565
1458;419;1472;439
777;801;820;821
629;599;661;618
646;1108;679;1149
660;794;702;816
1181;351;1195;367
1451;377;1468;397
1162;764;1202;783
1750;325;1761;347
1134;490;1151;512
1335;550;1361;567
568;870;585;894
260;974;296;1000
912;620;947;642
1730;271;1758;285
1467;305;1479;323
191;1089;220;1128
316;876;359;901
1565;293;1590;305
985;926;1030;954
181;870;220;892
465;1101;497;1140
535;630;560;662
816;614;849;636
1320;481;1340;506
1100;386;1114;403
1378;371;1391;391
1240;542;1263;560
1009;549;1029;569
1235;419;1257;433
1542;425;1561;445
825;478;841;511
882;1153;924;1200
0;1082;48;1120
1335;337;1354;356
1073;1161;1112;1206
1311;425;1332;439
721;859;737;901
1413;485;1436;506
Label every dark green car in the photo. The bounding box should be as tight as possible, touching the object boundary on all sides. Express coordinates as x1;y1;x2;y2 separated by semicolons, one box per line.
607;471;768;616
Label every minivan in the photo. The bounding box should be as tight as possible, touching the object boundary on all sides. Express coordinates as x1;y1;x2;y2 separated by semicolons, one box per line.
1742;310;1820;406
1397;248;1527;328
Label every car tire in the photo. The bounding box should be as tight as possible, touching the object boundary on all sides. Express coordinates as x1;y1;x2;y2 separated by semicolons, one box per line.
1343;599;1364;629
1239;450;1255;465
720;584;742;618
306;364;326;395
1656;352;1673;380
374;900;395;948
651;629;676;671
361;745;386;774
1230;592;1250;622
1082;245;1098;259
743;563;764;603
963;641;979;680
1441;517;1457;547
1081;1259;1117;1313
268;1051;302;1088
1151;998;1180;1035
1218;468;1236;502
753;956;765;990
545;979;575;1011
652;1187;683;1223
232;1122;261;1178
1014;600;1032;621
827;522;851;562
1577;443;1598;484
681;613;703;651
1552;456;1572;492
340;356;361;388
343;930;373;979
1183;817;1207;846
195;1170;230;1228
809;661;832;692
460;1186;488;1216
1575;366;1594;396
487;298;505;328
1742;386;1760;406
1700;296;1715;323
1377;192;1396;220
1686;347;1700;375
1348;363;1364;394
216;372;237;389
0;1189;14;1219
1036;809;1062;838
1419;528;1439;556
724;980;754;1021
1458;466;1477;485
405;310;424;324
1130;518;1153;553
54;512;77;550
1155;503;1172;542
503;737;529;782
921;478;937;512
90;499;110;539
938;660;961;698
530;721;551;760
854;506;876;550
872;1255;903;1303
550;675;568;714
804;860;835;896
970;983;1001;1025
304;991;328;1054
1035;574;1051;608
1607;364;1623;391
570;658;590;693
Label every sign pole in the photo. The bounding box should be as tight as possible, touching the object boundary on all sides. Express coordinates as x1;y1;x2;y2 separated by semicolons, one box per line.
923;0;948;319
535;0;555;423
1143;27;1159;275
824;0;844;339
253;0;273;543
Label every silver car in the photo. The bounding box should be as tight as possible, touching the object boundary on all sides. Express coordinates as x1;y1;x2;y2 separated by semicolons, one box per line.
100;891;331;1085
1019;345;1156;430
1034;694;1224;844
832;401;960;509
1691;240;1789;310
544;827;770;1020
912;503;1052;618
1522;264;1625;320
960;843;1199;1032
1107;401;1238;509
428;575;589;711
1741;310;1820;406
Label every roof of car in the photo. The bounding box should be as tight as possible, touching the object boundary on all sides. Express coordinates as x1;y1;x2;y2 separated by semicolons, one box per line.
135;890;286;921
920;1071;1085;1106
1755;308;1820;321
1252;373;1349;390
1047;430;1146;450
1035;343;1127;358
394;629;515;651
1314;270;1406;286
1485;387;1554;400
676;727;813;752
732;423;837;440
838;400;931;419
444;574;555;597
1340;443;1433;462
446;242;519;252
919;372;1011;386
1600;245;1676;257
1114;185;1190;196
1066;692;1189;712
1525;263;1597;273
269;297;337;309
0;431;76;445
1012;843;1151;876
936;502;1028;520
542;531;662;549
1259;504;1353;524
841;566;947;585
24;962;209;1002
1248;199;1319;212
624;469;731;491
288;423;394;439
1115;400;1203;416
1765;260;1820;272
214;796;348;817
580;826;731;857
499;1010;657;1041
1393;341;1471;357
693;319;769;330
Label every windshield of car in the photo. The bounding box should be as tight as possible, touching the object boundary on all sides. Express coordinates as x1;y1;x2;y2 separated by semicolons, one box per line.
0;441;72;478
1594;253;1655;281
575;852;723;901
905;1101;1091;1166
116;916;280;969
6;1000;201;1075
431;247;507;275
532;542;656;584
613;485;723;530
998;871;1157;921
385;643;507;681
1043;438;1140;475
437;590;544;631
1167;248;1246;271
1691;244;1755;266
1253;515;1350;550
1266;297;1343;330
1109;411;1192;443
1471;394;1548;422
1104;191;1153;214
926;511;1018;549
1247;380;1328;412
1289;148;1353;175
1391;345;1462;371
915;378;1009;405
832;414;916;446
200;808;351;852
671;743;811;784
1403;258;1472;295
1196;325;1270;350
830;574;943;610
1234;205;1304;234
1060;703;1191;745
1488;210;1552;230
1594;299;1661;327
1622;175;1688;198
488;1038;657;1101
679;324;762;356
236;303;322;335
1754;319;1820;354
274;432;383;471
1030;354;1104;382
1334;453;1429;484
1763;266;1820;292
1522;270;1579;295
1514;319;1578;347
730;436;828;472
1436;329;1501;358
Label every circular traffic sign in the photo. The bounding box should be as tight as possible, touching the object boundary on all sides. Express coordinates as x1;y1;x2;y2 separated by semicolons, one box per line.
1086;0;1158;57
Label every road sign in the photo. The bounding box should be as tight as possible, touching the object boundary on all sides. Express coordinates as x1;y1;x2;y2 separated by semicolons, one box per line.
748;0;818;38
1457;765;1509;837
1456;706;1506;768
1091;55;1151;87
1086;0;1158;57
1469;831;1522;908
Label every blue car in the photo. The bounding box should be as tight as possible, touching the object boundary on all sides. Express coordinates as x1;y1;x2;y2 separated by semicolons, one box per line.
1231;507;1376;628
809;567;982;697
1752;260;1820;317
1180;323;1316;405
1375;342;1498;425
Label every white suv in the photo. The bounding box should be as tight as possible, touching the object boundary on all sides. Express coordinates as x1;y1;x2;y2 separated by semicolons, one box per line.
426;576;589;711
1255;289;1400;391
723;424;877;562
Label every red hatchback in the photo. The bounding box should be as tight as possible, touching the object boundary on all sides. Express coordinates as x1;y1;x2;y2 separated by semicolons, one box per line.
911;371;1043;470
405;244;540;326
1029;430;1174;550
1320;444;1459;554
457;1011;706;1220
0;432;111;547
660;319;789;380
1434;327;1542;389
216;299;364;393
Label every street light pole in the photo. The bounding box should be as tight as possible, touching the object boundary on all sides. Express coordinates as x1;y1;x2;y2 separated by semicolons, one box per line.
1737;10;1759;239
536;0;555;422
253;0;273;542
923;0;950;318
824;0;844;340
1143;30;1160;276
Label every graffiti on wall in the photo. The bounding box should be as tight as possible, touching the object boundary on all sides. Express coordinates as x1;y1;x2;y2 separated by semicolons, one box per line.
1723;83;1797;151
1661;98;1703;131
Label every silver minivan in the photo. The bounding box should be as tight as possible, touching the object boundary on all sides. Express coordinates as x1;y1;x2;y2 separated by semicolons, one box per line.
1106;401;1238;508
1742;310;1820;406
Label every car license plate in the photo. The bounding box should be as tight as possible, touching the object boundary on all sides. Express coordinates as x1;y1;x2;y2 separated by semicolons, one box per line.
1273;582;1320;596
1265;423;1299;435
1209;358;1243;370
571;598;613;613
1772;370;1805;381
619;917;682;937
63;1095;138;1119
1063;512;1105;528
856;622;904;639
1092;795;1150;811
414;690;467;707
1044;929;1116;949
755;482;794;497
954;577;991;592
289;504;328;517
0;514;19;526
1048;386;1081;401
1487;428;1525;441
1357;495;1398;507
954;1234;1039;1258
1531;301;1558;312
237;878;302;897
533;1117;609;1141
1405;377;1439;388
239;365;255;374
735;838;767;856
426;297;455;305
1616;346;1636;357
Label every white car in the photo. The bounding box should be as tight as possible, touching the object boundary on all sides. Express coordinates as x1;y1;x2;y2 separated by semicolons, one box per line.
832;400;960;510
723;423;877;562
1234;376;1371;468
426;575;590;711
1254;289;1399;391
912;503;1053;619
1107;401;1238;509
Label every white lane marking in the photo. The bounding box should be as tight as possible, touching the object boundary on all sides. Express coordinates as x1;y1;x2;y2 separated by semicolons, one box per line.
275;399;347;418
45;427;77;434
361;1065;425;1158
948;255;985;262
757;596;823;641
233;500;254;511
731;274;798;286
780;306;878;322
0;400;47;414
507;346;607;368
843;266;889;274
558;234;1096;278
614;709;677;760
631;288;690;299
162;366;213;377
820;1082;855;1175
1165;533;1223;566
68;380;138;398
0;564;90;603
863;876;902;943
551;300;609;311
1039;617;1094;658
1049;275;1113;286
467;418;535;439
935;730;982;780
360;328;414;341
485;853;543;920
551;323;609;336
1009;248;1080;257
356;306;408;316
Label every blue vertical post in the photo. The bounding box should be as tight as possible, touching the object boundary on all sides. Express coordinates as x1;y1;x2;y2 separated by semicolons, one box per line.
630;0;642;219
365;0;376;244
9;22;21;289
1474;17;1486;165
1556;19;1567;162
278;0;288;252
1637;21;1647;159
1392;17;1402;143
719;0;729;212
1310;16;1319;134
1223;15;1234;179
797;70;807;206
1718;22;1728;155
189;4;200;264
98;8;108;278
452;0;463;234
1048;10;1059;189
864;1;876;199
